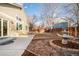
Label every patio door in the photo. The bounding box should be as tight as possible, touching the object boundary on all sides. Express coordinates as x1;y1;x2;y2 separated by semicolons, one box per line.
3;20;7;36
0;19;1;36
0;18;8;37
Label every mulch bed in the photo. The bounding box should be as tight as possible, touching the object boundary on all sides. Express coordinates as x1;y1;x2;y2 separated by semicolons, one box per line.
52;40;79;49
23;32;79;56
33;33;61;40
26;40;58;56
25;33;61;56
22;50;38;56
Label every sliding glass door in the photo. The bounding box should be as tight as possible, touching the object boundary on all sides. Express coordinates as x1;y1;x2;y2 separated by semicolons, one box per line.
0;19;8;37
0;19;1;36
3;20;7;36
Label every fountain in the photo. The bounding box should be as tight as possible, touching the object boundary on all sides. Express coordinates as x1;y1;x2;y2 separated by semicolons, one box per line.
57;30;74;44
49;30;79;56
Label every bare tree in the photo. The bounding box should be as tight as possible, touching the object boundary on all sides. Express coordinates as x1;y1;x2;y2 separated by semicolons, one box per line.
40;3;78;28
40;4;55;29
27;15;38;30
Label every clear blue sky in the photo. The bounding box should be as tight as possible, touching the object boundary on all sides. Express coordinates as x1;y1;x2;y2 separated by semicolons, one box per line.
23;3;78;22
23;3;42;17
23;3;78;28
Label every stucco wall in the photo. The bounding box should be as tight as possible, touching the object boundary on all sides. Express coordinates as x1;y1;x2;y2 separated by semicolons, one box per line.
0;3;29;37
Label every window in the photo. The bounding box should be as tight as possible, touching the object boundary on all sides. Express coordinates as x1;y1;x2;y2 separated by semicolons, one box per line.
19;24;22;30
16;23;19;30
16;23;22;30
26;25;27;30
16;15;21;21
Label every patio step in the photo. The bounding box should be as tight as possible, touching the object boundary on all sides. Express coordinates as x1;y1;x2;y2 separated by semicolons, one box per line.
0;37;15;45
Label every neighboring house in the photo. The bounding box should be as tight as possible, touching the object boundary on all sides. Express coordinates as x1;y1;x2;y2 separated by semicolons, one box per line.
0;3;29;37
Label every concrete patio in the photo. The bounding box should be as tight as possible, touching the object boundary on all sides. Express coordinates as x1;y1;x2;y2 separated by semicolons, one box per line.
0;34;35;56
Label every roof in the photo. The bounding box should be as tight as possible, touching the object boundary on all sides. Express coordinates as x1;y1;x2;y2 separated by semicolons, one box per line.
9;3;23;9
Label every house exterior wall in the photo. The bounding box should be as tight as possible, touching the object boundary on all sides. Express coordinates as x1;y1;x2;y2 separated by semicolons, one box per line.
0;3;29;37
